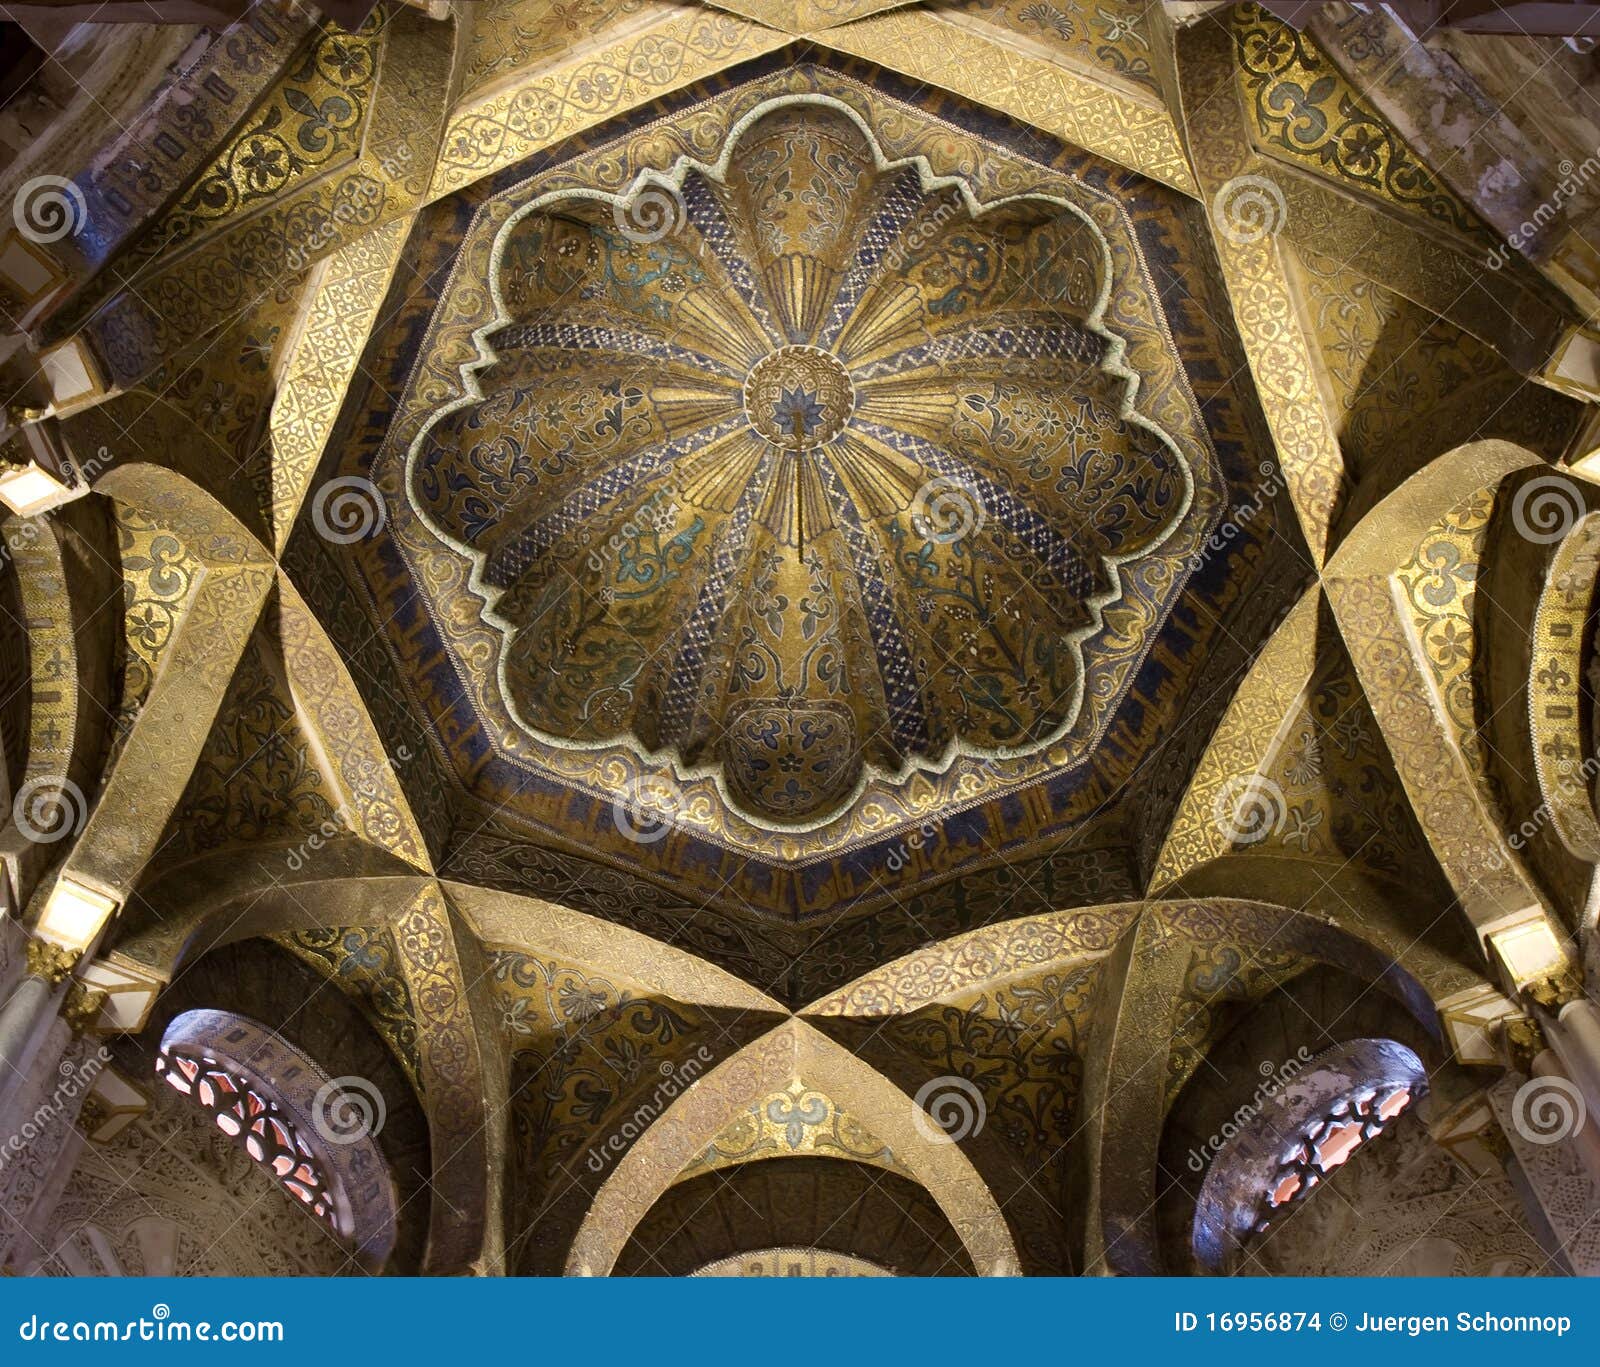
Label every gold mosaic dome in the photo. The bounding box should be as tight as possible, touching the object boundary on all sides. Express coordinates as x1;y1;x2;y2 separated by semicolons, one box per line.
409;102;1192;824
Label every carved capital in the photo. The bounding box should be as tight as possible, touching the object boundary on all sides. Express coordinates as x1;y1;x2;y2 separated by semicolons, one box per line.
25;938;80;986
62;981;108;1035
4;404;47;432
1501;1014;1548;1074
76;1093;108;1137
1524;966;1586;1012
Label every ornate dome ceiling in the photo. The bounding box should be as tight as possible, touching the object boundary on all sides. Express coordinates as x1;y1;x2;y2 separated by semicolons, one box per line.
341;65;1245;886
407;100;1194;825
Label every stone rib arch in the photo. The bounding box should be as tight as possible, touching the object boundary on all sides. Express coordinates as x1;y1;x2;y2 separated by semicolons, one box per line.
448;883;785;1015
1324;439;1551;936
0;501;119;914
1149;585;1321;893
57;464;273;910
565;1017;1020;1276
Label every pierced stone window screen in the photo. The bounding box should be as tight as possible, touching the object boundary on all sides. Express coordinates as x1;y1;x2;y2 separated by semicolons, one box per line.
156;1009;398;1271
1263;1080;1413;1214
157;1049;338;1229
1192;1038;1428;1272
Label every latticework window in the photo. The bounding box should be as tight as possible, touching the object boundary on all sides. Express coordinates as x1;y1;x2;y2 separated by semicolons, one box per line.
156;1047;338;1230
154;1009;399;1270
1191;1038;1428;1271
1260;1082;1414;1219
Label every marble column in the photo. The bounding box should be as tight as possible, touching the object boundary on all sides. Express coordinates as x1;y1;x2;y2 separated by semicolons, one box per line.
0;1014;106;1272
0;939;76;1121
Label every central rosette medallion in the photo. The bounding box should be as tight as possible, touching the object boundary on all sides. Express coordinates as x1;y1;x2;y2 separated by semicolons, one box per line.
743;346;856;446
409;101;1194;826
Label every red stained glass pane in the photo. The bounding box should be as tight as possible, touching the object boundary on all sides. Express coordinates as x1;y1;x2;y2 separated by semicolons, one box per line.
1378;1088;1410;1121
163;1047;336;1234
1314;1119;1365;1170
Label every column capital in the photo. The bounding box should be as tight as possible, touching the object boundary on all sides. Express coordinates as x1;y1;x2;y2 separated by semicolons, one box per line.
61;981;107;1036
1500;1015;1548;1075
1524;966;1587;1013
23;938;79;987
